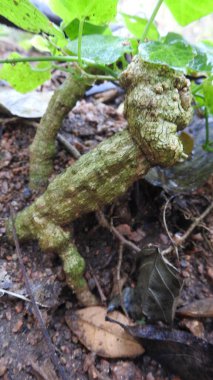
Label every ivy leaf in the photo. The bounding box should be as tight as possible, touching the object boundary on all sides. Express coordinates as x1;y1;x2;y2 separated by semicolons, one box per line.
165;0;213;26
139;37;195;71
48;0;118;25
67;35;132;65
64;19;111;40
0;0;62;37
121;13;159;41
0;53;51;93
203;77;213;114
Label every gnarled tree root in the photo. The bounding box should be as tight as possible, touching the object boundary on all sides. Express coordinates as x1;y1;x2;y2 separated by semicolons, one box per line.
8;130;150;304
29;66;94;191
7;57;193;305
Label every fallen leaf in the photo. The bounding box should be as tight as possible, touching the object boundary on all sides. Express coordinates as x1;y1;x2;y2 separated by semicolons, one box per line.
177;298;213;318
65;307;144;358
108;319;213;380
180;319;205;338
115;224;144;242
0;88;53;118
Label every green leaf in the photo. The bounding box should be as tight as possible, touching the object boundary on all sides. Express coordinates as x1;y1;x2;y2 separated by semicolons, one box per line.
203;77;213;114
0;0;62;37
165;0;213;26
139;36;195;71
67;34;132;65
121;13;159;40
49;0;118;25
64;19;111;40
0;53;51;93
188;43;213;74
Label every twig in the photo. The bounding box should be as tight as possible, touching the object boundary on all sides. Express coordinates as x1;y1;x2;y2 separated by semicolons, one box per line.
10;206;68;380
57;133;81;159
116;243;129;318
117;243;123;286
162;199;213;255
177;199;213;245
96;211;140;253
162;195;179;258
0;288;48;308
88;264;107;304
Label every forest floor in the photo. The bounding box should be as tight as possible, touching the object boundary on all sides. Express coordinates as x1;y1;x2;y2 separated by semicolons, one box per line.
0;46;213;380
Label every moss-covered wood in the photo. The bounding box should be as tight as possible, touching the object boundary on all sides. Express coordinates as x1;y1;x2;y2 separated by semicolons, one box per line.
29;65;94;190
7;57;193;305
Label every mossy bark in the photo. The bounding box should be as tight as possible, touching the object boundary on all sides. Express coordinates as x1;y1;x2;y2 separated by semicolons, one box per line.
29;65;94;191
9;130;150;304
8;57;193;305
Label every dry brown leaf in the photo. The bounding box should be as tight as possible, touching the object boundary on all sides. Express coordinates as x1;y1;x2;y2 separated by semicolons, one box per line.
65;306;144;358
177;298;213;318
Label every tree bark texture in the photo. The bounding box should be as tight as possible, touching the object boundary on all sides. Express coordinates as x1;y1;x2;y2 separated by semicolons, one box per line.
8;57;193;304
29;65;94;190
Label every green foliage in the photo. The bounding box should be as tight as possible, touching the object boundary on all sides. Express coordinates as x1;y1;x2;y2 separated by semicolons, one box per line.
139;33;213;75
48;0;118;25
64;19;111;40
0;0;62;37
121;13;159;40
68;34;132;65
0;53;51;93
188;42;213;74
165;0;213;26
139;33;195;71
203;77;213;114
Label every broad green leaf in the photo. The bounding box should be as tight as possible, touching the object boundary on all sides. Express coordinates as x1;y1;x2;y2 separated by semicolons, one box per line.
48;0;118;25
139;38;195;71
188;43;213;74
67;35;132;65
64;19;111;40
121;13;159;41
0;0;62;37
203;77;213;114
0;53;51;93
165;0;213;26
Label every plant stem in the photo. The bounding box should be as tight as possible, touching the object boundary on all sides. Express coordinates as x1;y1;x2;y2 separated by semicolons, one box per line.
203;107;213;152
78;18;84;66
0;55;118;78
141;0;164;42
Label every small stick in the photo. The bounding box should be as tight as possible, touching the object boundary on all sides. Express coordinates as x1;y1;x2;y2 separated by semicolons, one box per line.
116;243;129;318
162;195;179;258
96;211;140;253
162;199;213;255
57;133;81;159
10;206;68;380
88;264;107;304
0;288;48;308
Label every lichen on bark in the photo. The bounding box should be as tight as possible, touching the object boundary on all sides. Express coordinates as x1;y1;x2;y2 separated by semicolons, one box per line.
7;56;193;305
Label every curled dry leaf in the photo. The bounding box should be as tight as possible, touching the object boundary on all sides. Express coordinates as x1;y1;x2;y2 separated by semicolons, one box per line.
177;298;213;318
65;306;144;358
